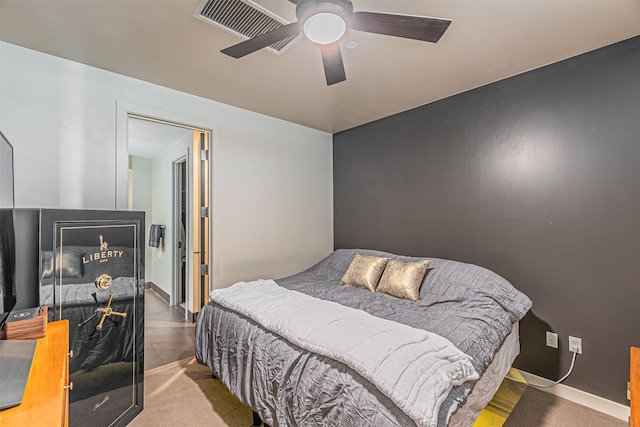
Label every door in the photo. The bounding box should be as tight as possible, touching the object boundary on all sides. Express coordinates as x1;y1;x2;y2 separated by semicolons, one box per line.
187;130;209;318
47;212;144;427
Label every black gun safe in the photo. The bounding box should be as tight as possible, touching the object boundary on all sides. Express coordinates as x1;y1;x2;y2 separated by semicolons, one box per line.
14;209;144;427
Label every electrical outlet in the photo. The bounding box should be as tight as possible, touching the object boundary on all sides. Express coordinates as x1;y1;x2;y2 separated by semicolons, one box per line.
546;331;558;349
569;336;582;354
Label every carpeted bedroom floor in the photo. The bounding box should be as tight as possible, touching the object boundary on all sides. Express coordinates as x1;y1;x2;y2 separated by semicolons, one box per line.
136;290;626;427
130;357;626;427
478;371;625;427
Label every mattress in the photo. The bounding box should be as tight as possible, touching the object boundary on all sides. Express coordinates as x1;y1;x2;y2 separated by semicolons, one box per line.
449;322;520;426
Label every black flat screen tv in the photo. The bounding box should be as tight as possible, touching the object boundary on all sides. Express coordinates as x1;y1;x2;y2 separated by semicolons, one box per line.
0;130;16;326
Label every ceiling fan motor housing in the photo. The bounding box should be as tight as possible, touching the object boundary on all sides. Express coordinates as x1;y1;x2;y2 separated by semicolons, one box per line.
296;0;354;28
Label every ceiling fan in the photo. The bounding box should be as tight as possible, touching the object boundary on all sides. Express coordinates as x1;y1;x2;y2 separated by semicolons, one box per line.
221;0;452;86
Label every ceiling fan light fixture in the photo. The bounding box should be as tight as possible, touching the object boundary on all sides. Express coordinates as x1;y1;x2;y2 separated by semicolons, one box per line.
220;0;452;86
303;12;346;44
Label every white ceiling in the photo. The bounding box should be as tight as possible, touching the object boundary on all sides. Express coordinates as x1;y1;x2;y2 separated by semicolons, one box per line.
1;0;639;134
128;118;192;159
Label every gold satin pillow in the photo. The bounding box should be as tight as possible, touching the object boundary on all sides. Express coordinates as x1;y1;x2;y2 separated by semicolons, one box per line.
340;254;390;291
376;259;431;301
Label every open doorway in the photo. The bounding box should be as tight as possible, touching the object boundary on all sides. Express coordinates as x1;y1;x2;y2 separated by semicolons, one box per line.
127;116;210;321
174;158;187;308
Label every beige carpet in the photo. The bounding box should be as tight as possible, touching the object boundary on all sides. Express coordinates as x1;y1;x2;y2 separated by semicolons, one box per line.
129;357;252;426
501;384;626;427
131;358;626;427
474;369;625;427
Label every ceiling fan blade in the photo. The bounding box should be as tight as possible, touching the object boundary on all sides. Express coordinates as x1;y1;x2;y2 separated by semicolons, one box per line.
351;11;451;43
221;22;300;58
321;46;346;86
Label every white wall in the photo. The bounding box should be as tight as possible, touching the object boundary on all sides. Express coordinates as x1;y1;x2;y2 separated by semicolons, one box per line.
130;156;153;282
0;41;334;299
148;133;191;297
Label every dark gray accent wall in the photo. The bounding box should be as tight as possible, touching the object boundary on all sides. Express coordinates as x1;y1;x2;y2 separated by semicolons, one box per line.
333;36;640;405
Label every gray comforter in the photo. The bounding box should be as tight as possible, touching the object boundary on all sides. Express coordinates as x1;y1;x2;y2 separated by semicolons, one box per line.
195;249;532;426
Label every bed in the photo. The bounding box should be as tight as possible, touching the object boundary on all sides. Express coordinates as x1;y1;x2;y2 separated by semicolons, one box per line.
195;249;532;426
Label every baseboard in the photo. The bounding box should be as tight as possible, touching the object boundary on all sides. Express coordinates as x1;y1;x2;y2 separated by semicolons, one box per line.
186;309;197;323
146;282;170;304
515;369;630;421
145;282;197;322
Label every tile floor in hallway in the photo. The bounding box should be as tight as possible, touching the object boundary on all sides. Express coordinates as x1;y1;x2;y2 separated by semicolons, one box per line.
144;289;196;371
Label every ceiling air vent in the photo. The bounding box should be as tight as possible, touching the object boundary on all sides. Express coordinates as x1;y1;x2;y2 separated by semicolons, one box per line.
194;0;298;55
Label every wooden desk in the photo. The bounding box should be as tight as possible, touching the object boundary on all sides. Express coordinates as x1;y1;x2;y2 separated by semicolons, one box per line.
0;320;70;426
